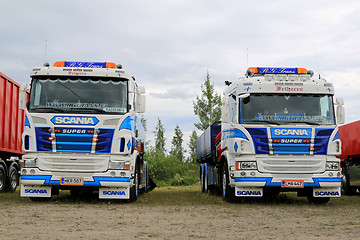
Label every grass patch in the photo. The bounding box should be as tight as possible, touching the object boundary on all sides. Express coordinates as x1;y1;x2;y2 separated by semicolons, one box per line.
2;185;360;208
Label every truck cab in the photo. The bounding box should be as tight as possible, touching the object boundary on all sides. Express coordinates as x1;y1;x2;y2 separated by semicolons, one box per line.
198;67;344;204
19;61;150;201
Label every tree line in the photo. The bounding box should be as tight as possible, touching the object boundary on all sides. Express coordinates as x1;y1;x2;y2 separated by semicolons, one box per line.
145;71;221;186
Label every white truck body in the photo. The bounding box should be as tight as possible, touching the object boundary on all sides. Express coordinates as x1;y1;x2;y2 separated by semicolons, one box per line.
19;61;150;201
198;67;344;203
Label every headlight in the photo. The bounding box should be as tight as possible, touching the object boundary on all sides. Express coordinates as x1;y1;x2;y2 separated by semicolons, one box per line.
325;162;340;171
236;161;257;170
108;161;130;170
23;159;36;168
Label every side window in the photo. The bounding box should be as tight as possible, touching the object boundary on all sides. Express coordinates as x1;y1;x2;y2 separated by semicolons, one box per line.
230;94;237;123
128;81;135;111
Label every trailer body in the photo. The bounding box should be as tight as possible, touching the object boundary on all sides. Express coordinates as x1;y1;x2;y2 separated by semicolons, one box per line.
338;121;360;194
0;72;27;192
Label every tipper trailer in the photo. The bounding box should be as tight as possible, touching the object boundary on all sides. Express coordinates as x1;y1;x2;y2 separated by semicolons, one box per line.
338;121;360;195
197;67;344;204
0;72;28;192
19;61;154;201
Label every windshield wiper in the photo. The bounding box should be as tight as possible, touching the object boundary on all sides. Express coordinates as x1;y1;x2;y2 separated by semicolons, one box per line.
30;107;65;112
285;121;320;126
246;120;280;125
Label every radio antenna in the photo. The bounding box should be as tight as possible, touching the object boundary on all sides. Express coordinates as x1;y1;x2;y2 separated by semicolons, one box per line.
44;40;47;62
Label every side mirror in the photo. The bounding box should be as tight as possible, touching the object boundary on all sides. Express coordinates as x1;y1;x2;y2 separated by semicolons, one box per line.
138;86;145;95
19;83;28;110
221;96;230;123
136;94;146;113
335;97;345;124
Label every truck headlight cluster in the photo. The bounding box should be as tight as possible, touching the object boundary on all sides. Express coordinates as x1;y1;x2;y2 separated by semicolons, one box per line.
236;161;257;170
108;161;130;170
22;159;37;168
325;162;340;171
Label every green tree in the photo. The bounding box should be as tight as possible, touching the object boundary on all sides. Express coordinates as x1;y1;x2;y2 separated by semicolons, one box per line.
153;118;166;155
187;130;198;163
193;71;222;131
170;125;185;162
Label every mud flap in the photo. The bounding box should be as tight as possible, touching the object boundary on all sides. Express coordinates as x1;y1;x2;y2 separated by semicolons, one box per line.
313;187;341;197
235;187;263;197
99;187;129;199
21;185;51;198
148;175;157;191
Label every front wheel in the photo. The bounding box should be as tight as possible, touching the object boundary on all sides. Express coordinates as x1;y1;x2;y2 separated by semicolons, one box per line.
129;164;139;202
221;162;236;202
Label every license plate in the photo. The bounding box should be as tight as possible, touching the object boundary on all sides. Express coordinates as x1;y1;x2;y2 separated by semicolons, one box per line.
60;177;84;186
281;180;304;188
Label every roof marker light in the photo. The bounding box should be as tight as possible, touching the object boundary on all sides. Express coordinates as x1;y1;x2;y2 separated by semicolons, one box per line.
53;61;117;69
247;67;309;75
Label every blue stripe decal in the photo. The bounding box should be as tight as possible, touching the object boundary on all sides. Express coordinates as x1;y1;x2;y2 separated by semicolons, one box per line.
234;177;341;187
332;131;339;141
120;116;136;131
222;128;249;141
25;115;31;128
21;175;130;186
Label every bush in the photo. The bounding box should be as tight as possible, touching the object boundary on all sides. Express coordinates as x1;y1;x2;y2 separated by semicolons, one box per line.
145;150;200;186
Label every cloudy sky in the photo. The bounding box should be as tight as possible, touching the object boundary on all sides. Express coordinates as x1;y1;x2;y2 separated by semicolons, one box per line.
1;1;360;153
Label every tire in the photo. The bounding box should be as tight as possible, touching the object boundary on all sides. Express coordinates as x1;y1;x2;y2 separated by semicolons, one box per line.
221;162;236;202
341;162;357;195
307;196;330;204
145;165;149;193
7;164;19;192
201;165;208;193
129;163;139;202
0;164;7;193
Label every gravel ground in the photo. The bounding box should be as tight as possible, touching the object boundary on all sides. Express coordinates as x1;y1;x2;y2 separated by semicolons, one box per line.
1;200;359;239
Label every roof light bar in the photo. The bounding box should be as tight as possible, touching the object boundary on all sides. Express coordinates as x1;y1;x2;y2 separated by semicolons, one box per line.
53;61;117;69
247;67;309;75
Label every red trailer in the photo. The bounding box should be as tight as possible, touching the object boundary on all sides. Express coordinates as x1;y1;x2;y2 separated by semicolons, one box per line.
0;72;26;192
338;121;360;195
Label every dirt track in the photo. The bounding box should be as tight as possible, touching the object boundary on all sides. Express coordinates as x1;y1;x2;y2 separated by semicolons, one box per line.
1;200;360;240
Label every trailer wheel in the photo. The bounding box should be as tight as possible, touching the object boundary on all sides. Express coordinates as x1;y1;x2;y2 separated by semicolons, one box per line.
0;164;6;193
221;162;235;202
341;162;357;195
201;165;208;193
129;163;139;202
7;164;18;192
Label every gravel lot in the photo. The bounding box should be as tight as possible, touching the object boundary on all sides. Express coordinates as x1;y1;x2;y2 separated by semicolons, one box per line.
1;192;360;240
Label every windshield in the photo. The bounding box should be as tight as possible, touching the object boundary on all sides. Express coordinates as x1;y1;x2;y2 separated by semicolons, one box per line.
240;94;335;125
29;77;128;114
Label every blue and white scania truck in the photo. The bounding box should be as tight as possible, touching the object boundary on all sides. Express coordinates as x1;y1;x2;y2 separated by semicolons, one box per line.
19;61;154;201
197;67;345;204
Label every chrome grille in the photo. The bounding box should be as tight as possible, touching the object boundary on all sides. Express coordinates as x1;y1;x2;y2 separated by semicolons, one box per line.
258;157;325;174
38;155;109;172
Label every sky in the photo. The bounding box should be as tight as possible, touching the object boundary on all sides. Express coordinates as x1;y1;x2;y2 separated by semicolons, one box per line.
1;0;360;154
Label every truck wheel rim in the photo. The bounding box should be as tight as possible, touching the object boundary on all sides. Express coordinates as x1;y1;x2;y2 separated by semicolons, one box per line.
135;169;139;197
222;171;226;197
10;171;17;189
0;170;4;189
